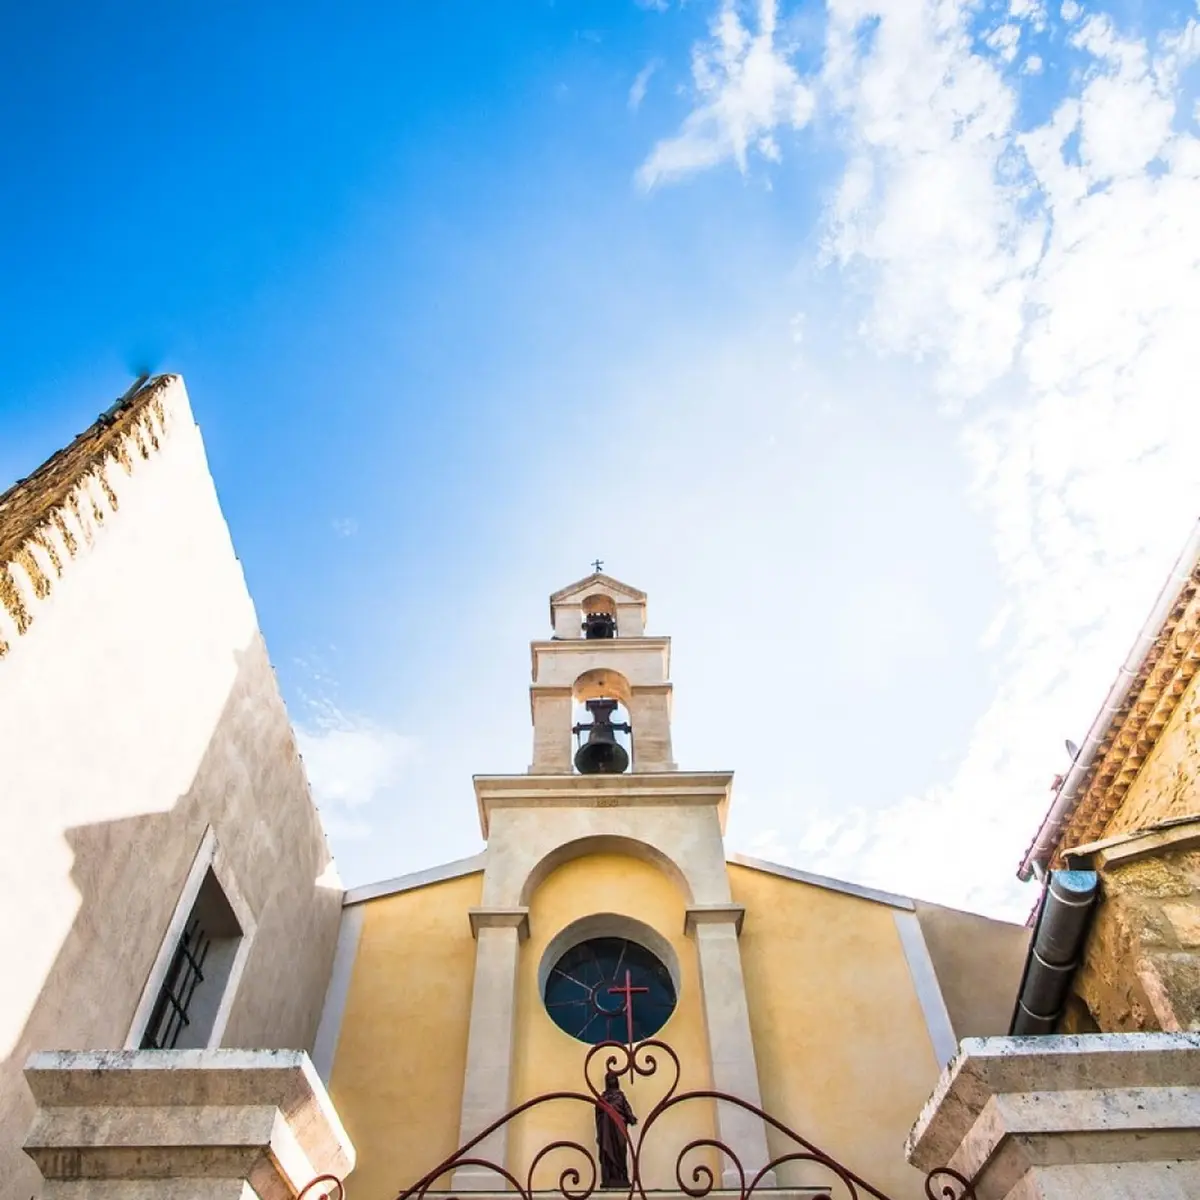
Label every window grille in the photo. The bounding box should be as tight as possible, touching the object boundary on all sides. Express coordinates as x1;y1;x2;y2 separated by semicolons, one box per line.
141;916;212;1050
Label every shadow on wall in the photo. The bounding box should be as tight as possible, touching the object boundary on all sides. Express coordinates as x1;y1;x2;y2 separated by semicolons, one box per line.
0;635;344;1200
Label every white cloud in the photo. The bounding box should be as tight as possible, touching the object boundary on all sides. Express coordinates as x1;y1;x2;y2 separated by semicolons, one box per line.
296;701;417;841
637;0;815;189
825;6;1200;917
647;0;1200;917
1009;0;1047;30
331;517;358;537
630;59;661;111
986;23;1022;63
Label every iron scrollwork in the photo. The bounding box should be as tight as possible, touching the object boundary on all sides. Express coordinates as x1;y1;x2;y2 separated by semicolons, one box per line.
300;1038;976;1200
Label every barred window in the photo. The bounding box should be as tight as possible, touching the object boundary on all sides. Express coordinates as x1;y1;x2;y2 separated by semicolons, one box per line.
141;867;242;1050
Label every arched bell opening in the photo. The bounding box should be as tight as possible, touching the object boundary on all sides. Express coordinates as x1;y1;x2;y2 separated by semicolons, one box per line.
571;668;632;775
580;592;617;640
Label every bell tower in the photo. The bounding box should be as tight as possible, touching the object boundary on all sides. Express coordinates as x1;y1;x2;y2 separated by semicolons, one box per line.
530;569;676;774
455;568;772;1195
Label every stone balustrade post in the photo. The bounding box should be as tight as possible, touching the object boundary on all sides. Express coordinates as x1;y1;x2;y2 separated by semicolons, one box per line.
22;1048;354;1200
907;1033;1200;1199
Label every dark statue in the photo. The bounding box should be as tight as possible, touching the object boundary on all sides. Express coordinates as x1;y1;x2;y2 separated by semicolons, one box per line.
595;1070;637;1188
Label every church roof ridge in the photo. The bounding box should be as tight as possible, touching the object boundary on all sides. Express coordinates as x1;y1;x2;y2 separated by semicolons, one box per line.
0;373;178;656
342;851;488;906
727;852;916;911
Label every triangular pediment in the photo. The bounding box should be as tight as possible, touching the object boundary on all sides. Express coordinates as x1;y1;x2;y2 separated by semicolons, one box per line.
549;572;647;605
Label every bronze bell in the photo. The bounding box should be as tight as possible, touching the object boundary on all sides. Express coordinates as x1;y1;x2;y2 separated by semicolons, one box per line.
573;698;631;775
583;611;616;639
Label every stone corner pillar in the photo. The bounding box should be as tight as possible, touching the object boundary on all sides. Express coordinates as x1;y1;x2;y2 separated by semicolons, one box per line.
22;1047;355;1200
685;904;774;1189
454;908;530;1191
529;687;573;774
906;1032;1200;1200
628;686;676;773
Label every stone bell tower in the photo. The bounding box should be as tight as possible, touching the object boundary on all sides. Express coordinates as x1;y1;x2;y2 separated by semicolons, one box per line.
530;570;676;774
455;569;772;1191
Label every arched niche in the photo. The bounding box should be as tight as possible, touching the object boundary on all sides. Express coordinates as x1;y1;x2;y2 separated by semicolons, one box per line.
572;667;631;707
518;834;694;907
571;669;633;773
580;593;616;618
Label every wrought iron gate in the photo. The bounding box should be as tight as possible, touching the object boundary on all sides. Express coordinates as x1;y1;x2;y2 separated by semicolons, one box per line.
298;1039;976;1200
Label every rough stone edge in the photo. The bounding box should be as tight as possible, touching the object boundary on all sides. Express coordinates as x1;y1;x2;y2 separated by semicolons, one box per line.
0;375;179;658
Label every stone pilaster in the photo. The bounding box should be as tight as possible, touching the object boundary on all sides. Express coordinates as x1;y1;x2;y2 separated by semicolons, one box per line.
22;1048;353;1200
686;905;773;1188
529;687;573;774
628;686;675;773
906;1033;1200;1200
455;909;530;1189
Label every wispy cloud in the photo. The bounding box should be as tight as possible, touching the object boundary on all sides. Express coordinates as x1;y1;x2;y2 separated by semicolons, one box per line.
296;699;418;841
645;0;1200;917
331;517;359;538
630;59;662;111
637;0;815;189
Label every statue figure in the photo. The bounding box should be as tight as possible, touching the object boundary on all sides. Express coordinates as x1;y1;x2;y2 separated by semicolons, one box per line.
595;1070;637;1188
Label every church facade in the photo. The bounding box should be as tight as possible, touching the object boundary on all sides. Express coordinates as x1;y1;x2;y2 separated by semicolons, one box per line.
318;572;1028;1200
4;374;1200;1200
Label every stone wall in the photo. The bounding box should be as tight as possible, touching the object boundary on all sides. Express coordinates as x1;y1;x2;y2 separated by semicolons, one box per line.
1068;826;1200;1033
0;378;342;1199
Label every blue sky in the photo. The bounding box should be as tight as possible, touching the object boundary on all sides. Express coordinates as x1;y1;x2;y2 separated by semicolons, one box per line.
4;0;1200;920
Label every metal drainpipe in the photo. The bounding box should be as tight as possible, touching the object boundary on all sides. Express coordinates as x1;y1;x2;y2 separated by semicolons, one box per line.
1009;869;1099;1035
1019;518;1200;882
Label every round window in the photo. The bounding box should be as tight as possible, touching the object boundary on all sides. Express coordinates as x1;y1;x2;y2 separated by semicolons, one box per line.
543;936;677;1045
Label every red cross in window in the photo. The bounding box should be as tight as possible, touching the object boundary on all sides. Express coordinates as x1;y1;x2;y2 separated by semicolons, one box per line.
607;968;649;1051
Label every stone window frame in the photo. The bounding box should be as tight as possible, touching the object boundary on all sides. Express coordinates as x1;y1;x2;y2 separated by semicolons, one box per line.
124;825;257;1050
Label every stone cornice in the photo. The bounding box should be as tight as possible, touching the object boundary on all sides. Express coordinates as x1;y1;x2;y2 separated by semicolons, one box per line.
1036;558;1200;870
1065;814;1200;871
530;636;671;681
0;374;177;658
473;770;734;838
468;907;530;941
684;904;746;936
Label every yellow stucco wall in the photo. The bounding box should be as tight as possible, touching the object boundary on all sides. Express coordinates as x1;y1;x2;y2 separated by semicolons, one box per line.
509;851;719;1192
1105;673;1200;837
729;865;940;1200
328;871;483;1200
328;854;993;1200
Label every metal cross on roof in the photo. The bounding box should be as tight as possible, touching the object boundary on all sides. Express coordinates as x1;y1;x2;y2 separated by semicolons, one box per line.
591;559;604;573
